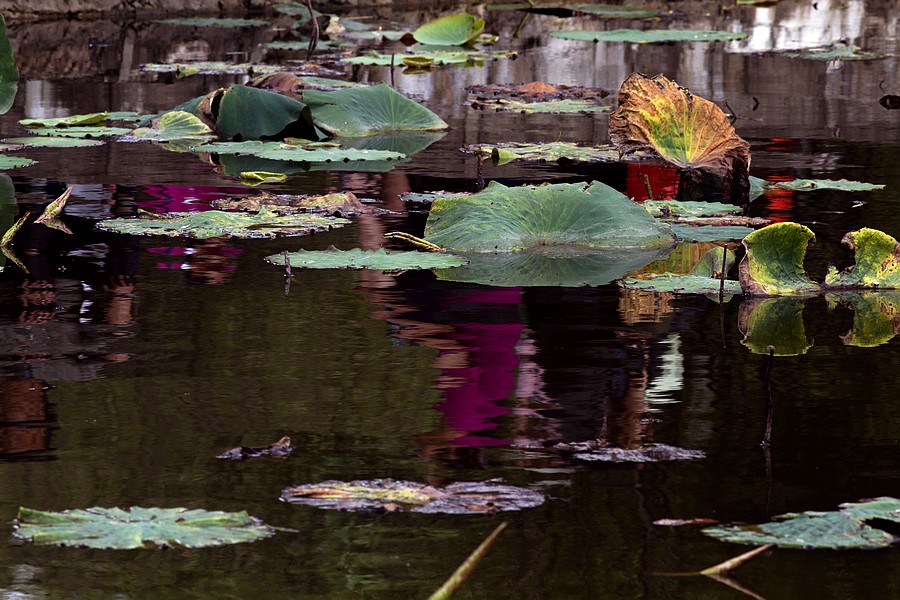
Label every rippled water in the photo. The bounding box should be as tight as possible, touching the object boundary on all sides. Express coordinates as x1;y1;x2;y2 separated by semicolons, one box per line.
1;1;899;598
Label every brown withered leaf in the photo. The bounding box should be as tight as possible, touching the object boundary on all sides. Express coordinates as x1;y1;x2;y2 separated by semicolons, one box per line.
216;436;293;460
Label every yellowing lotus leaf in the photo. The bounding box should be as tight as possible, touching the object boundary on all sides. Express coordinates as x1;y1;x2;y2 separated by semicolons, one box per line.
608;73;751;182
739;222;820;296
824;228;900;289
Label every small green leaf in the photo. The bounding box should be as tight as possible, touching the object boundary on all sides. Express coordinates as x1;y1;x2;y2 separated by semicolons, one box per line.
739;296;811;356
551;29;747;43
266;247;467;270
825;228;900;289
768;178;885;192
131;111;213;141
622;274;742;295
14;506;276;549
467;142;621;165
413;13;485;46
739;222;820;296
0;155;35;169
239;171;288;185
20;113;109;128
644;200;742;219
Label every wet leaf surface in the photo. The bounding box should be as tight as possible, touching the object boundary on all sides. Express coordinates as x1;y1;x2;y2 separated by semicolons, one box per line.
643;200;742;219
213;191;372;215
239;171;288;185
739;297;811;356
13;506;276;549
266;247;467;270
551;29;748;43
413;13;485;46
671;224;756;242
96;209;350;240
704;497;900;549
194;140;405;164
739;222;820;296
217;436;293;460
0;155;34;169
621;274;742;295
424;181;675;252
467;82;612;113
465;142;622;165
27;126;132;138
555;440;706;462
824;228;900;289
130;111;213;142
280;478;545;513
20;113;110;128
654;518;720;527
0;136;104;148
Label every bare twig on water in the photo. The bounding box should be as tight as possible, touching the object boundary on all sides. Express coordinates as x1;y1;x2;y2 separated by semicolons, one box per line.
305;0;319;60
383;231;442;252
762;345;775;447
642;173;654;200
428;522;508;600
700;544;774;576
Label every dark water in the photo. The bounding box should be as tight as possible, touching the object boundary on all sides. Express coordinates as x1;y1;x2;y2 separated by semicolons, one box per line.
1;1;900;598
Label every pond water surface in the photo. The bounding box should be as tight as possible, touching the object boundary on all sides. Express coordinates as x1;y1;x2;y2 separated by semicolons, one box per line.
1;1;899;598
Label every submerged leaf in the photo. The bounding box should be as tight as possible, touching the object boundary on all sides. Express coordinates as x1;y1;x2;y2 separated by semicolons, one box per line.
551;29;747;43
739;297;811;356
424;181;674;252
27;126;132;138
413;13;485;46
739;222;820;296
704;497;900;549
608;73;751;183
13;506;276;549
266;247;467;270
824;228;900;289
239;171;288;185
672;224;756;242
281;479;545;513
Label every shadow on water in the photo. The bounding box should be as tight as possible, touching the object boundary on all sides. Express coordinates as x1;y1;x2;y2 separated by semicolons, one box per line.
1;1;900;598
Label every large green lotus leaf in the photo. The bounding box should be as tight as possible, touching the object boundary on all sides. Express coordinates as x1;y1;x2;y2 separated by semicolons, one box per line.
95;209;350;240
739;222;820;296
437;245;670;287
0;14;18;115
131;111;213;142
13;506;275;549
487;3;662;18
672;224;755;242
339;132;445;155
27;126;132;138
644;200;742;219
704;497;900;549
217;85;317;141
281;479;544;513
783;42;888;61
831;291;900;347
425;181;674;253
608;73;751;179
266;247;467;270
20;113;109;128
738;297;811;356
1;136;104;148
413;13;485;45
824;228;900;289
303;83;448;136
0;155;34;169
193;140;404;163
156;17;270;27
551;29;747;43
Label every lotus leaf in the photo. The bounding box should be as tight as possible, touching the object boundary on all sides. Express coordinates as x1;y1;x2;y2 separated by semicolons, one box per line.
551;29;747;43
128;111;212;144
303;83;448;136
216;85;318;141
824;228;900;289
739;297;811;356
213;192;370;215
643;200;742;219
0;14;18;115
672;225;756;242
831;292;900;347
340;132;445;156
704;497;900;549
281;478;545;513
487;3;663;18
193;140;404;163
0;155;34;169
608;73;751;185
424;181;674;252
217;436;293;460
466;142;621;166
739;222;820;296
782;42;888;61
766;178;885;192
437;246;670;288
274;2;321;18
141;62;289;77
555;441;706;462
157;17;270;27
483;98;611;114
265;39;352;51
266;247;467;270
20;113;109;128
413;13;485;46
240;171;288;185
95;209;349;240
13;506;276;549
0;136;104;148
27;126;132;138
622;274;742;295
342;50;515;67
637;241;725;275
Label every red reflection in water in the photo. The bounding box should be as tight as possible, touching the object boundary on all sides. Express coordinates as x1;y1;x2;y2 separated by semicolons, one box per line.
625;163;679;202
761;174;796;222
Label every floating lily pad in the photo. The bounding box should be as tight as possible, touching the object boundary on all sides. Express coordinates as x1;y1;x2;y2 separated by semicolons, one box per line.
551;29;747;43
489;98;610;114
281;479;545;513
141;62;289;77
13;506;276;549
465;142;621;165
213;192;370;215
781;42;888;61
555;440;706;462
467;82;612;113
643;200;742;219
265;39;352;51
130;111;213;142
424;181;674;252
303;83;448;136
297;75;368;90
1;136;104;148
342;49;516;67
824;228;900;289
156;17;270;27
739;222;820;296
830;292;900;347
739;296;811;356
0;14;18;115
609;73;751;184
20;113;109;128
26;126;132;138
622;246;740;294
266;247;467;270
96;209;349;240
764;178;885;192
194;140;404;163
672;224;756;242
703;497;900;549
0;155;34;169
413;13;485;46
487;2;663;18
437;246;670;287
217;436;293;460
